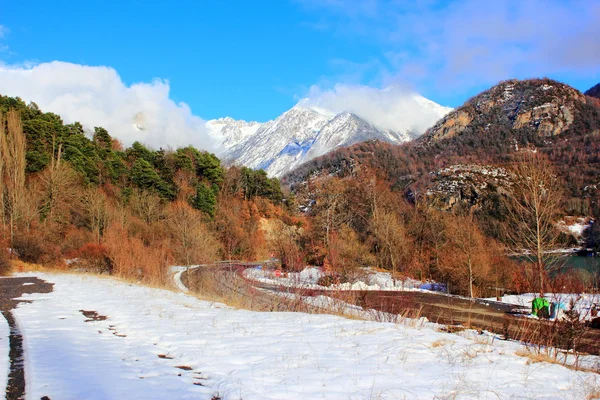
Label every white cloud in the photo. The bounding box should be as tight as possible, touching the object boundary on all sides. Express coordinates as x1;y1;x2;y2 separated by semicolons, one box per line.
0;25;7;38
0;61;222;153
300;84;451;134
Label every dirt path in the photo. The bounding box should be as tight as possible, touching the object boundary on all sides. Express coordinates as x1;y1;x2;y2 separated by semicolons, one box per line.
0;276;54;400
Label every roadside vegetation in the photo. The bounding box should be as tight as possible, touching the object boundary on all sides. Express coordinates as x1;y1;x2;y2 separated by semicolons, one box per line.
0;94;595;298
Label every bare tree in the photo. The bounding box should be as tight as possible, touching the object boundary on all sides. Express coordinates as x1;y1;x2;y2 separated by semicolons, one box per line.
129;189;165;224
268;219;304;271
371;209;411;280
0;112;6;232
506;152;564;295
0;110;27;244
167;201;220;266
445;211;492;298
38;145;80;224
81;188;109;244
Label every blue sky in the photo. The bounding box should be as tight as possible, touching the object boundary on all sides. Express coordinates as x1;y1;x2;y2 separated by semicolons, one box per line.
1;0;599;123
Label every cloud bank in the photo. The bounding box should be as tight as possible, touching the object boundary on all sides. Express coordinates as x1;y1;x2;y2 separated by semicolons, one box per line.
298;0;600;93
301;84;451;134
0;61;221;153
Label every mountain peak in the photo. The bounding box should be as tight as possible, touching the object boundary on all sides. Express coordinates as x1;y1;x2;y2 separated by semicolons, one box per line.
420;78;586;147
585;83;600;99
210;92;449;177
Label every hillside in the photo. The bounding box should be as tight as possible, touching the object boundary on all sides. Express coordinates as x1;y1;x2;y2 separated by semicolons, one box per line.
0;95;289;280
586;83;600;99
282;78;600;256
286;79;600;202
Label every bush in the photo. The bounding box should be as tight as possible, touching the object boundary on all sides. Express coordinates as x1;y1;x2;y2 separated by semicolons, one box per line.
67;243;112;274
12;234;62;266
317;275;337;287
12;235;45;264
316;273;349;287
0;247;11;275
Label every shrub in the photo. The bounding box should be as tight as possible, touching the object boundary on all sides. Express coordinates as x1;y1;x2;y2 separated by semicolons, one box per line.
0;246;11;275
12;233;62;266
103;225;172;285
67;243;112;274
12;234;45;264
317;275;337;287
316;273;349;287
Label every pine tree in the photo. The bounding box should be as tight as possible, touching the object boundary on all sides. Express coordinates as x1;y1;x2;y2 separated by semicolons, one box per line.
191;183;216;217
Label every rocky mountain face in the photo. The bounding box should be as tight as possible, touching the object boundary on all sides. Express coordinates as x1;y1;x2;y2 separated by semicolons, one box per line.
207;95;451;178
419;78;587;148
426;164;514;211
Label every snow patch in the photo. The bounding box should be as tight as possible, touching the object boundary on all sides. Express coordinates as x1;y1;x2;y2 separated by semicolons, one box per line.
244;267;442;292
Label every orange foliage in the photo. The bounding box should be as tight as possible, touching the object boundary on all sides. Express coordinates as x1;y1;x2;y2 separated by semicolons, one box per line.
103;225;172;284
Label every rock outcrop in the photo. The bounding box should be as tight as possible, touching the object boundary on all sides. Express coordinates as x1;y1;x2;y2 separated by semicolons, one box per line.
420;78;587;147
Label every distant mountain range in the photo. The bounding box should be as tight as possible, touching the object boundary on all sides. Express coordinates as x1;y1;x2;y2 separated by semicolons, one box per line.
207;94;451;177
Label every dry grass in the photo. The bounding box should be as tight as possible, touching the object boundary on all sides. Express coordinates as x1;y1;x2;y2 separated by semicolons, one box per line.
438;325;467;334
182;266;313;313
514;348;599;374
515;349;558;365
11;259;50;273
431;339;454;348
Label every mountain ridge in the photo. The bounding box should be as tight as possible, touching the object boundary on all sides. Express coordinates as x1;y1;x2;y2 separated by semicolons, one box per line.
283;78;600;213
207;94;451;177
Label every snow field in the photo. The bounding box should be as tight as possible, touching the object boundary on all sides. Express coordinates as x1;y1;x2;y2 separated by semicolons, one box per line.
10;273;600;399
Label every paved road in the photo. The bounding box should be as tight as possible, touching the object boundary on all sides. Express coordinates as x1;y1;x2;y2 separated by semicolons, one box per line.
0;276;53;400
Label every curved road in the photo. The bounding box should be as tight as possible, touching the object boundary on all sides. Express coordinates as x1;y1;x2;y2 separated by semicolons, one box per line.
184;265;600;356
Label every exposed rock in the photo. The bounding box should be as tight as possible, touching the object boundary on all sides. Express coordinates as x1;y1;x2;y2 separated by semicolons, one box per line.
426;164;514;211
420;78;587;146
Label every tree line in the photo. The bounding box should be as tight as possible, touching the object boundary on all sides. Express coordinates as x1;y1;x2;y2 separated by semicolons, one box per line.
0;96;288;283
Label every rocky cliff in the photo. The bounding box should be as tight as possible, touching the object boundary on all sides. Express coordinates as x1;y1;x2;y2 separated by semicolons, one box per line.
419;78;588;148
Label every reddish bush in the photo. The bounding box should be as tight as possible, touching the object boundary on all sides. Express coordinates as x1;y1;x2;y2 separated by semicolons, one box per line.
68;243;112;274
103;225;172;284
551;269;588;293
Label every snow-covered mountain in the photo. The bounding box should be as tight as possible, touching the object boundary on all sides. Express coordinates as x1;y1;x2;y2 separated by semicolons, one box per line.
205;117;262;150
207;94;451;177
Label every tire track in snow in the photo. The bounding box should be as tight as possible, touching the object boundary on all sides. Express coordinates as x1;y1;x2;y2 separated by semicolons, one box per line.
0;276;54;400
1;311;25;400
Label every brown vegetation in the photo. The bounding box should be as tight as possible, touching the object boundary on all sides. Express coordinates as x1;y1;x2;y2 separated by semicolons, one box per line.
505;152;564;294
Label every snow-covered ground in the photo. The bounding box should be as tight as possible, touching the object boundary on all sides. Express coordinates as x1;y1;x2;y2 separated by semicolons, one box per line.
6;272;600;399
0;307;8;396
243;267;436;292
